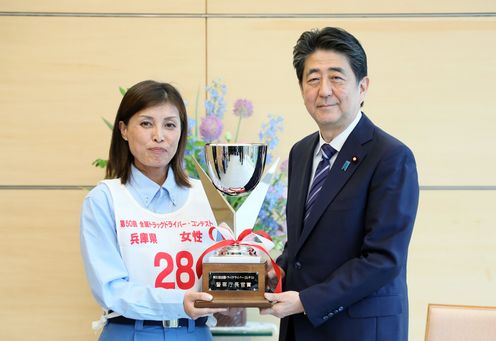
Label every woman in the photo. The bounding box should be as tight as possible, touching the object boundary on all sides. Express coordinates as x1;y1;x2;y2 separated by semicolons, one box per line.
80;80;226;340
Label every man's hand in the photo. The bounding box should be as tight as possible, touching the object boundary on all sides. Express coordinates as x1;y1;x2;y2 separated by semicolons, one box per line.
260;291;304;318
183;292;227;320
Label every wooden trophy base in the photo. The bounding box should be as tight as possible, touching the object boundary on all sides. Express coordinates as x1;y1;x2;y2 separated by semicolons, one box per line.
194;262;272;308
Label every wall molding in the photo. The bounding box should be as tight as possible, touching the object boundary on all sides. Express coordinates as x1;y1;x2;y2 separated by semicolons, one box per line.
1;11;495;19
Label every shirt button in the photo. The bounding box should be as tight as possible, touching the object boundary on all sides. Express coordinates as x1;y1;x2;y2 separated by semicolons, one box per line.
328;312;334;317
294;262;302;270
322;315;328;321
338;306;344;312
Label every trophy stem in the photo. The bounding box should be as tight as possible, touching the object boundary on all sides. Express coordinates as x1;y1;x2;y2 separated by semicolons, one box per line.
234;158;279;237
193;157;235;230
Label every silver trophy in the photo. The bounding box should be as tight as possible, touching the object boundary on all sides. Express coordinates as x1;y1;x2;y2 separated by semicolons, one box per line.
205;143;266;196
194;143;278;308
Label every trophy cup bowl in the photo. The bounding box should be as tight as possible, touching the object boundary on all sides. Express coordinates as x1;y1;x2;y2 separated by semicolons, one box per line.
205;143;267;196
195;143;273;308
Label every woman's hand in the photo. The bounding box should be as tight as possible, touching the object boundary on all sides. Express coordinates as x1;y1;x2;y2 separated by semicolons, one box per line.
183;291;227;320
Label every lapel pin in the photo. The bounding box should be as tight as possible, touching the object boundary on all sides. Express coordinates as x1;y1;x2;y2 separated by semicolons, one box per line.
341;161;351;171
352;156;359;163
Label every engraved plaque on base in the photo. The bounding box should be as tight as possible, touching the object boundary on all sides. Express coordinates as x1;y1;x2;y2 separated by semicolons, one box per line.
195;262;270;308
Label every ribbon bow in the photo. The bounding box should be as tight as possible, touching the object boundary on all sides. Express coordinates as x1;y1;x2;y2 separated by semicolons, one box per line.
197;223;282;293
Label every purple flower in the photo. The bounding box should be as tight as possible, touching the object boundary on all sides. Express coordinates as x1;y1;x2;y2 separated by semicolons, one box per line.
199;116;223;142
233;99;254;118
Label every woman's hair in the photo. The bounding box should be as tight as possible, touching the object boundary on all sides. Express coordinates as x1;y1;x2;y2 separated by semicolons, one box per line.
106;80;191;187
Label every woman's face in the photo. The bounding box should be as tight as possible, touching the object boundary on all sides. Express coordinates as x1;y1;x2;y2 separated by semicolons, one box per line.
119;103;181;184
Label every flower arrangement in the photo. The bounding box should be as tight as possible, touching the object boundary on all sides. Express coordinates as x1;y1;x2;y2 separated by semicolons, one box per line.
93;81;288;250
185;80;287;251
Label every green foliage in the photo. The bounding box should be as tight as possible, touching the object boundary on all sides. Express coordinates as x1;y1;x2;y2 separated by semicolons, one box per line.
102;117;113;130
92;159;108;169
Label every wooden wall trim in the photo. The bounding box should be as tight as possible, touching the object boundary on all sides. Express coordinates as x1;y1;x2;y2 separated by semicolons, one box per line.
1;11;495;18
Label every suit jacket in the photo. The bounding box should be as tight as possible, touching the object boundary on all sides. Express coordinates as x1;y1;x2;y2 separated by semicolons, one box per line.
277;114;419;341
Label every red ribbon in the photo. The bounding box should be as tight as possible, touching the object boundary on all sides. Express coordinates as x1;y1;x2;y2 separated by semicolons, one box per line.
196;228;282;293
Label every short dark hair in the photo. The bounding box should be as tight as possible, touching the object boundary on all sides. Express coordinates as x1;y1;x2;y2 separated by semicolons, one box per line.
293;27;367;85
106;80;190;187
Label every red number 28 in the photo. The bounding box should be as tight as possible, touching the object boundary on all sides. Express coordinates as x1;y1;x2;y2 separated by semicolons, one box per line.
154;251;195;290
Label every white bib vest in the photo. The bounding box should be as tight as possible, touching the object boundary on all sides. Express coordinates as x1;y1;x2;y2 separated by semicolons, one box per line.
103;178;217;293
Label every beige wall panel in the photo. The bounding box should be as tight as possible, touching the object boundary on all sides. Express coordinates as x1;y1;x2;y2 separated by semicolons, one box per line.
207;18;496;185
208;0;496;14
408;190;496;340
0;190;100;340
0;0;204;13
0;16;205;186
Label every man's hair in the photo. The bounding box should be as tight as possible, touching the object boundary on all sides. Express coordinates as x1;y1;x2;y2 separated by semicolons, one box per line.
106;80;190;187
293;27;368;85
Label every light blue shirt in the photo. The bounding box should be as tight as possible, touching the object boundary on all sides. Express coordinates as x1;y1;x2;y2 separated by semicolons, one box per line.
80;165;192;320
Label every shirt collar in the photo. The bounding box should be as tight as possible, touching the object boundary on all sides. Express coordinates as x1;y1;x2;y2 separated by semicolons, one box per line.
128;165;178;207
315;111;362;157
162;167;180;207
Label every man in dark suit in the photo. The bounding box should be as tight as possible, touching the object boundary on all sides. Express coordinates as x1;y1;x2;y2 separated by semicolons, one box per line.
261;27;419;341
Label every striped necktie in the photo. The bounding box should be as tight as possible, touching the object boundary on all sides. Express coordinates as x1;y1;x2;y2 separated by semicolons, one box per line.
304;143;337;222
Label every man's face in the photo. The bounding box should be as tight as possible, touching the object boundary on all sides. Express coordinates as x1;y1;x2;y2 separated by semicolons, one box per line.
300;49;369;138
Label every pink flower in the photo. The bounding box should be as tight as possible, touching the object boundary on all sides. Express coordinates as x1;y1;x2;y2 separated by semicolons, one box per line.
233;99;254;118
199;115;223;142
